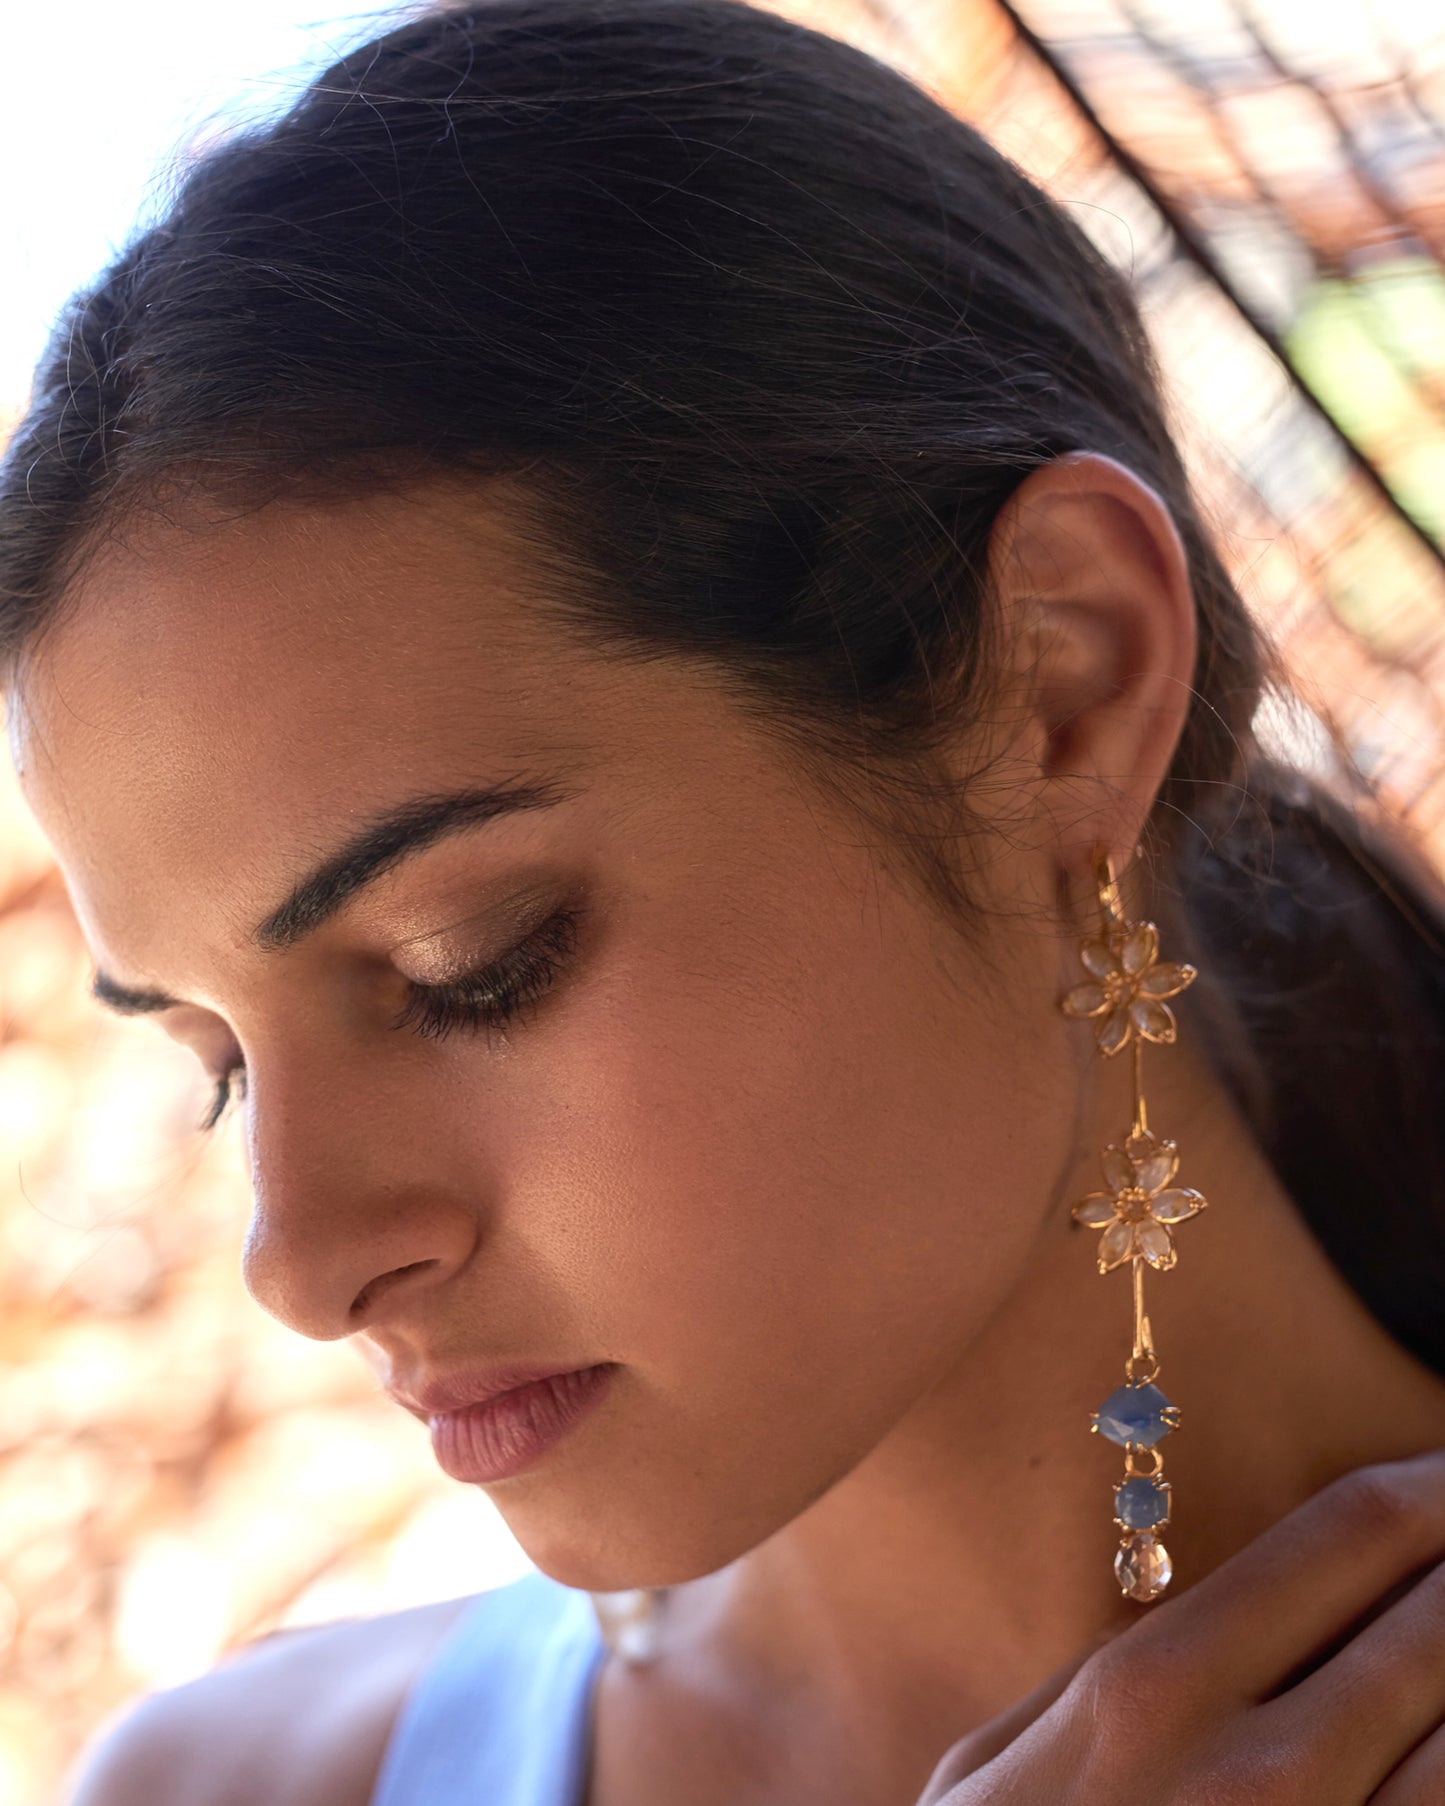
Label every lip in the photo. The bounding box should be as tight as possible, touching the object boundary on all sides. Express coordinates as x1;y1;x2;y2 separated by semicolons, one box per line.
391;1362;610;1420
421;1363;617;1483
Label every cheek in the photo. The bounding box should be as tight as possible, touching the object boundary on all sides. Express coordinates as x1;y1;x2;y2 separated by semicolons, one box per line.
600;1011;1063;1391
499;927;1074;1585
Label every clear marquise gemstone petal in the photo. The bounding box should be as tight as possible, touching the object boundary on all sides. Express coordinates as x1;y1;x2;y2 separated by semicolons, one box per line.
1120;922;1158;974
1151;1187;1205;1223
1073;1194;1118;1227
1101;1146;1135;1193
1080;940;1117;978
1135;1220;1176;1269
1062;981;1109;1017
1138;960;1196;999
1132;1145;1178;1192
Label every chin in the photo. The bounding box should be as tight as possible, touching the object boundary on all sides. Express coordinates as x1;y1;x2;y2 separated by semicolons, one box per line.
491;1476;792;1595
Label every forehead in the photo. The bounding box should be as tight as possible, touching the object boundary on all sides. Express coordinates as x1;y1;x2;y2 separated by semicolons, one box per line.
6;478;705;974
22;473;589;722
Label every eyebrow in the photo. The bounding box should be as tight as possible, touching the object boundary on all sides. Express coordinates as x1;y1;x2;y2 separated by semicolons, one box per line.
88;775;582;1017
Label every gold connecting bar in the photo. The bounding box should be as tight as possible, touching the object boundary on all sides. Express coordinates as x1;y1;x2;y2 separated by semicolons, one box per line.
1131;1036;1148;1141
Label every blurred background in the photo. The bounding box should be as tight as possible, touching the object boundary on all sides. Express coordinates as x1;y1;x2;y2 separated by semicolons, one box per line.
3;0;1445;1800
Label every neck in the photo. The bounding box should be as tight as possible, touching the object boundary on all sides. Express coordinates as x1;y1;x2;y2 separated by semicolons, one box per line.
638;1033;1445;1800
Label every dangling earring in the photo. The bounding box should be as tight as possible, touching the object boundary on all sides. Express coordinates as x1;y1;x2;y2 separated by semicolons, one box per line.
1058;844;1209;1603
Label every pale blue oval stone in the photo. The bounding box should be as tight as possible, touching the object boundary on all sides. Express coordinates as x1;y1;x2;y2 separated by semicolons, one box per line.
1115;1476;1170;1527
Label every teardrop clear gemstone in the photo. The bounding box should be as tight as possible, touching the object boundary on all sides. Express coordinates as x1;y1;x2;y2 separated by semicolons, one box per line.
1115;1532;1172;1601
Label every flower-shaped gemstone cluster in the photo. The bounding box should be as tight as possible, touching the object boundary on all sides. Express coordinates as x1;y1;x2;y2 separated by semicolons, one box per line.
1072;1132;1208;1273
1060;920;1196;1058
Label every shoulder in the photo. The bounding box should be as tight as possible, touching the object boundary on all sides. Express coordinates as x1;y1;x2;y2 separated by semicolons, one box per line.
60;1592;478;1806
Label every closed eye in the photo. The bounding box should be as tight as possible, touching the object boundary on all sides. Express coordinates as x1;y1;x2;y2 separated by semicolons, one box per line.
388;903;581;1043
197;904;583;1133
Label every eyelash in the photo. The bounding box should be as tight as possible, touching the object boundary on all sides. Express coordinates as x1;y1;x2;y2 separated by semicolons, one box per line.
393;906;582;1044
200;1066;247;1134
197;905;583;1134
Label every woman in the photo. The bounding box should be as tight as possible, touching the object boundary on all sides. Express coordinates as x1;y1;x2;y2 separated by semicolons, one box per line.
6;1;1445;1801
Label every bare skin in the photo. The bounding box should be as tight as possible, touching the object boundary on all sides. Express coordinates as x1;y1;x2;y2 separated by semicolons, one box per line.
20;451;1445;1806
62;1597;472;1806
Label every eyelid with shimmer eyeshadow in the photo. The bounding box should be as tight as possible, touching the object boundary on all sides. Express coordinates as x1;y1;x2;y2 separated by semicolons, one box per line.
198;898;585;1133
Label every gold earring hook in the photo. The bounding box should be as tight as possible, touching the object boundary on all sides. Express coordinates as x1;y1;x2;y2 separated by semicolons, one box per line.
1091;842;1125;932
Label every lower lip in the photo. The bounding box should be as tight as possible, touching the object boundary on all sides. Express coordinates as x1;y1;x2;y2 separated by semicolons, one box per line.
428;1364;616;1482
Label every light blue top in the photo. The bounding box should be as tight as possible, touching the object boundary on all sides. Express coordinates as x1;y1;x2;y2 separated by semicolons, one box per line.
370;1569;607;1806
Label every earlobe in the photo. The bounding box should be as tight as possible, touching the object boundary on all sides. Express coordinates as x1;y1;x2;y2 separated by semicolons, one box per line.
986;453;1198;884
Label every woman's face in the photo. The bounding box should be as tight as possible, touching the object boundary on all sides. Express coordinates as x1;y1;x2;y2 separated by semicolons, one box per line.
10;478;1082;1590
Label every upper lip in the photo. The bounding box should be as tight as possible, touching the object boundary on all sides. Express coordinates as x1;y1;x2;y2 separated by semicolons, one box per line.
388;1362;607;1420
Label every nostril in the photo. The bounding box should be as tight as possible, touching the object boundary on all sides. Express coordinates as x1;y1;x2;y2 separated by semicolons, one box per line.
351;1260;435;1321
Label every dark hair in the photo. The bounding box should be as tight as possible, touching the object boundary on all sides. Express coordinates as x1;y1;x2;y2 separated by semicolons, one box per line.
2;0;1443;1368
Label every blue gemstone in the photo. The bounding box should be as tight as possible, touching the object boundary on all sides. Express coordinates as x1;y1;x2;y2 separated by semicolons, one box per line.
1115;1476;1171;1528
1095;1380;1176;1448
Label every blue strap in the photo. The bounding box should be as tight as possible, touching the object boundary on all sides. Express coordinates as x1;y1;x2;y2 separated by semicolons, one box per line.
370;1569;606;1806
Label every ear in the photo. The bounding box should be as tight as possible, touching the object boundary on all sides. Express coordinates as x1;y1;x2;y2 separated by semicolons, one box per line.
981;451;1198;887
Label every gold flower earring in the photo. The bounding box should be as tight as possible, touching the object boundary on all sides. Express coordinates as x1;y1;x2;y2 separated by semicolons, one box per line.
1059;844;1210;1602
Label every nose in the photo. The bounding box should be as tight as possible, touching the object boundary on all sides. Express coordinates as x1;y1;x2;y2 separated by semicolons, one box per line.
237;1041;484;1341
